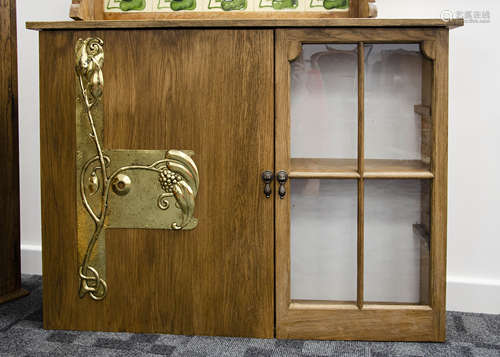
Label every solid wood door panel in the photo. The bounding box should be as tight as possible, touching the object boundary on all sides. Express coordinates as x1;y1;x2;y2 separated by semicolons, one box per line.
40;29;274;337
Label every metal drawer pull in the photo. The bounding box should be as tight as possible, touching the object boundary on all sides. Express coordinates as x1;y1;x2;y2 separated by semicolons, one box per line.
262;171;274;198
277;171;288;199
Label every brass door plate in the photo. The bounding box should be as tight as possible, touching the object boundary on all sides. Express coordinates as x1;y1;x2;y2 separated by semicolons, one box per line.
75;38;199;301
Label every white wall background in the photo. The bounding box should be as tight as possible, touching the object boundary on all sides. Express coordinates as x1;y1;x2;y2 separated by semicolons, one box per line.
16;0;500;313
16;0;69;278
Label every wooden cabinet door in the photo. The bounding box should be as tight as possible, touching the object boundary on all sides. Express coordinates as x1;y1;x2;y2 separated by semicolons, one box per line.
275;28;449;341
40;29;274;338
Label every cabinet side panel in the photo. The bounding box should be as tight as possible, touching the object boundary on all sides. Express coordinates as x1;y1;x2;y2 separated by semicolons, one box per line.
0;0;22;300
39;31;78;327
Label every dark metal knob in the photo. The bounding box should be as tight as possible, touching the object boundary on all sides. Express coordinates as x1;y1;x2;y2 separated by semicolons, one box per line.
276;171;288;199
262;171;274;198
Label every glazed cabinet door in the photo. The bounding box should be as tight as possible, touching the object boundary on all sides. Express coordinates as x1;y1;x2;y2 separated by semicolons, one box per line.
40;29;274;338
275;28;449;341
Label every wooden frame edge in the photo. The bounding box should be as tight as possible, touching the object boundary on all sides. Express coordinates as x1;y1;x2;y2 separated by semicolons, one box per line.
430;27;449;342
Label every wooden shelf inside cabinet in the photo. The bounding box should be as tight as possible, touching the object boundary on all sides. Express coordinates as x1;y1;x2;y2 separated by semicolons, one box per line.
290;158;433;179
290;158;360;179
364;160;433;179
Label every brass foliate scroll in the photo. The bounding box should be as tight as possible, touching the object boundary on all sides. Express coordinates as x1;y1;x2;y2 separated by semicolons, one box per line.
76;38;199;301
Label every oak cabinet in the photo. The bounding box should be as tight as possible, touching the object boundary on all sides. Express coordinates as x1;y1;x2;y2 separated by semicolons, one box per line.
28;18;462;341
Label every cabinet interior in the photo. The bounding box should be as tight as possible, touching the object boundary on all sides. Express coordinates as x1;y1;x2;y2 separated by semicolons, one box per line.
289;42;433;308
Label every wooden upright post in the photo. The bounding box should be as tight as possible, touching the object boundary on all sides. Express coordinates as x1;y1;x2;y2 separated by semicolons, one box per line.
70;0;96;21
0;0;29;304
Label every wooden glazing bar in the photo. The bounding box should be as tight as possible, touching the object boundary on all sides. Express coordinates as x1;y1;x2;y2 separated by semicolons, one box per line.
363;172;434;179
358;43;365;176
356;42;365;309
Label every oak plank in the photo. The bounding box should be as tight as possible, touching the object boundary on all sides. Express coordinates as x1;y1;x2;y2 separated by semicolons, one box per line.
357;42;365;309
364;160;433;178
27;18;464;31
418;48;434;305
275;29;291;336
430;28;449;342
289;158;433;178
40;30;85;327
290;158;359;178
70;0;95;20
0;0;27;303
281;308;435;341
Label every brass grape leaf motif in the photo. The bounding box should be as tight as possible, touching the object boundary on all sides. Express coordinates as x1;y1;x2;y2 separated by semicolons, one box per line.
76;38;199;301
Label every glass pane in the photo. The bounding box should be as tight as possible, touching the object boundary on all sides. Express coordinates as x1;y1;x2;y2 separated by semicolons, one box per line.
291;179;357;301
291;44;358;167
365;44;431;171
364;179;431;304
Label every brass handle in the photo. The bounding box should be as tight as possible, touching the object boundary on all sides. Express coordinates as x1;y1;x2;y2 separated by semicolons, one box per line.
262;171;274;198
277;171;288;199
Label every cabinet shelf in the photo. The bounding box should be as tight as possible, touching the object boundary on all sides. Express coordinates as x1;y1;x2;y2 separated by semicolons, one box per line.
290;158;433;179
290;158;360;179
364;160;433;179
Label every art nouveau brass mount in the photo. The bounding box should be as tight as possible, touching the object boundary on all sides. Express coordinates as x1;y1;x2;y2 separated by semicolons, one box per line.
76;38;199;301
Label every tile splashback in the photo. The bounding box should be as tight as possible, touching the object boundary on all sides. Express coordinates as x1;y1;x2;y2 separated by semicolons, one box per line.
104;0;350;12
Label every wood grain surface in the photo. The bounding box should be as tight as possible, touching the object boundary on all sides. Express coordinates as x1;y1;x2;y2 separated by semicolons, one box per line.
0;0;28;304
430;28;449;342
70;0;97;20
40;29;274;337
289;158;433;179
26;18;465;30
357;42;365;310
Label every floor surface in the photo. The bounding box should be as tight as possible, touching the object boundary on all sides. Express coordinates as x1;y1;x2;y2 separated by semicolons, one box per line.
0;275;499;356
